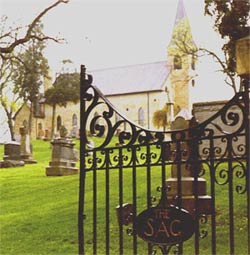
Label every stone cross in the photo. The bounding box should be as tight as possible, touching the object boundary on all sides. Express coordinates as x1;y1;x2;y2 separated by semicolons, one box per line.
19;126;37;164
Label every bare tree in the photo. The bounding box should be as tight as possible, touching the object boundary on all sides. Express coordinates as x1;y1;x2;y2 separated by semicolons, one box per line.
0;0;69;55
0;0;69;140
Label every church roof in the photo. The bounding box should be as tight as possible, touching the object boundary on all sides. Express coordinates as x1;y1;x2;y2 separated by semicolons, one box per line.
90;61;171;96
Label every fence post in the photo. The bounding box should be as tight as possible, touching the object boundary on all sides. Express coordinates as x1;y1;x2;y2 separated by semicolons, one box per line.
78;65;87;255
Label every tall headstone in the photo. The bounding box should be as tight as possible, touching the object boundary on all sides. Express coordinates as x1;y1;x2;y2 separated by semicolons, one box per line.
19;126;37;164
166;114;211;216
46;138;78;176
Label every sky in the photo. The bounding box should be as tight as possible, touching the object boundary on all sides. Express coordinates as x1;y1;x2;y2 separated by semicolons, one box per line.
0;0;237;142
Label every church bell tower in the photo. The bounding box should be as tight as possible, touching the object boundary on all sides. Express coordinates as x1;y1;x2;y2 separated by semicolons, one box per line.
167;0;197;116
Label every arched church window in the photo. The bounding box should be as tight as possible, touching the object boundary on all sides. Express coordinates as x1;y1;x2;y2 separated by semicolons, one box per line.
23;120;28;128
138;107;144;126
191;55;195;70
72;114;77;127
192;79;195;87
174;55;182;70
57;116;62;131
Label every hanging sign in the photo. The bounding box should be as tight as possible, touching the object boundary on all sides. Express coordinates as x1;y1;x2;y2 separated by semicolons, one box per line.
135;204;194;245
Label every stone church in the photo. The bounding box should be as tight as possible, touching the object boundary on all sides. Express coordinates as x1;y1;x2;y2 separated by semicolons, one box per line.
14;0;197;140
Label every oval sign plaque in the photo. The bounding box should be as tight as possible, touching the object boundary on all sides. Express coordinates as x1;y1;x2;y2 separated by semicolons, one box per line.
135;205;194;245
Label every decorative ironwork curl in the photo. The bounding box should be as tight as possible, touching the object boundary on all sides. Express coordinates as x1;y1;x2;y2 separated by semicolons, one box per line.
231;135;246;157
233;162;247;194
214;164;229;185
198;166;206;177
150;244;178;255
126;228;133;236
199;214;208;239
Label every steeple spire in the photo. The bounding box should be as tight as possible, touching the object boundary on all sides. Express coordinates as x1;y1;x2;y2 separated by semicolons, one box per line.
168;0;195;47
174;0;187;22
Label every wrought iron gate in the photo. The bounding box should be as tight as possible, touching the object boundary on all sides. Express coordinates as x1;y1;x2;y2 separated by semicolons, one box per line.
78;65;250;255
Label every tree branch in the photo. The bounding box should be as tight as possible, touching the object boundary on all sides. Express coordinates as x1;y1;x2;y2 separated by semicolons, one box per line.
199;47;237;92
0;0;69;54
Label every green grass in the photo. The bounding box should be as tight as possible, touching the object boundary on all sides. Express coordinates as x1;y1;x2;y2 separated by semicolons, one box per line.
0;139;248;255
0;140;79;255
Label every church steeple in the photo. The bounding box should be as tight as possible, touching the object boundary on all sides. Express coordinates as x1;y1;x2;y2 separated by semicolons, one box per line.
166;0;197;116
169;0;195;48
175;0;187;22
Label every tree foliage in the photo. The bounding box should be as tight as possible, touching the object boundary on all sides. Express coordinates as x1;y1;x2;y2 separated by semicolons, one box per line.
13;22;49;102
11;21;50;135
205;0;250;76
45;71;80;137
153;105;168;131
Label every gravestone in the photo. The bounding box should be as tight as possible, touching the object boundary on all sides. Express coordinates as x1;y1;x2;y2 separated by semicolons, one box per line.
0;141;24;168
46;138;78;176
19;127;37;164
43;129;51;141
166;114;211;216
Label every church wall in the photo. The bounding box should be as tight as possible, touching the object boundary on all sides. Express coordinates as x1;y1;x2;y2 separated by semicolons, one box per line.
13;90;168;141
14;105;42;141
50;90;168;134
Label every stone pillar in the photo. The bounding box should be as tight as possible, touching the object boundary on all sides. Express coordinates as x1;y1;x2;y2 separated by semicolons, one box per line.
46;138;78;176
0;141;24;168
19;126;37;164
165;115;211;216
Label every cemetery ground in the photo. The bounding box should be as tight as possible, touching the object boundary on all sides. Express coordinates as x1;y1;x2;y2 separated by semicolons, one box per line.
0;139;248;255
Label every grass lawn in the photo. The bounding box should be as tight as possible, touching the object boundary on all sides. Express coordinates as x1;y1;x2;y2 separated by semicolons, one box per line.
0;140;79;255
0;139;248;255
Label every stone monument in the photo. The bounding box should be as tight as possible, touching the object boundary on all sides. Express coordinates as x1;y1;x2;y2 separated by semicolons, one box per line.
19;126;37;164
0;141;25;168
165;114;211;216
46;137;78;176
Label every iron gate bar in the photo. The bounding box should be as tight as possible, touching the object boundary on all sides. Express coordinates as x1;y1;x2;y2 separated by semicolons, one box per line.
105;149;110;255
78;65;87;255
227;137;234;255
243;78;250;255
118;147;123;254
132;146;138;254
209;137;216;255
92;150;97;255
176;138;183;255
146;144;153;255
193;137;200;255
78;65;250;255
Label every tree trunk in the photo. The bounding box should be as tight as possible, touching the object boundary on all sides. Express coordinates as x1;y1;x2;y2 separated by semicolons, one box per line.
51;104;56;139
2;105;15;141
28;101;33;136
7;113;15;141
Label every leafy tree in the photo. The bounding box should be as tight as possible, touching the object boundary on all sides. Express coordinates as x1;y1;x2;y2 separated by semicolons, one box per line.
45;72;80;138
12;22;50;135
153;105;168;131
0;0;69;140
205;0;250;78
